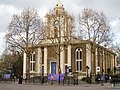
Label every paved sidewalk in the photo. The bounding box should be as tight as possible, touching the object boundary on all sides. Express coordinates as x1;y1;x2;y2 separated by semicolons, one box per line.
1;80;120;89
0;82;120;90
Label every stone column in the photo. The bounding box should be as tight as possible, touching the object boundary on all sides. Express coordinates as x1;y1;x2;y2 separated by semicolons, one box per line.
60;46;65;74
36;48;42;76
95;48;98;74
86;44;91;76
68;45;71;67
44;47;47;76
23;52;26;79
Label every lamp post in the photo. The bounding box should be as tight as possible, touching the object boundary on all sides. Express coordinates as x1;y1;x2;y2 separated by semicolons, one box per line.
58;38;61;85
58;14;61;85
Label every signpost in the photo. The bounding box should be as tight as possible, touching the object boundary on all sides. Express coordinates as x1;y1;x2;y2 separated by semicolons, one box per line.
96;66;100;72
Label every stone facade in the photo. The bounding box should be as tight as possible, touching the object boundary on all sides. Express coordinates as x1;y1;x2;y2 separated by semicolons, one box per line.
23;1;117;79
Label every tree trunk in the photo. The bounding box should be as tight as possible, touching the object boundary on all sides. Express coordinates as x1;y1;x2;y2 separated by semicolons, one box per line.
91;44;96;83
26;54;30;82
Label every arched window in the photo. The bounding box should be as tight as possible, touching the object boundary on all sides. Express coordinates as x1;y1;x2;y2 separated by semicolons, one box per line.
30;52;36;71
75;48;82;71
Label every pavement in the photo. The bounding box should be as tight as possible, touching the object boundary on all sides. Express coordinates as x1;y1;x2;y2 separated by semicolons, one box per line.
0;82;120;90
0;80;120;90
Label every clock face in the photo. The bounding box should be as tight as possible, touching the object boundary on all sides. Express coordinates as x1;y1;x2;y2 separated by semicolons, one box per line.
54;20;59;26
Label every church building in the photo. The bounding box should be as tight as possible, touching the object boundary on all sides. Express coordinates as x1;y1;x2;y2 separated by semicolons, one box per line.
23;1;117;79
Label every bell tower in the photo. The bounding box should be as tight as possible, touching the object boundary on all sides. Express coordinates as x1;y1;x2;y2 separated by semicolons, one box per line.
45;1;73;42
54;0;64;14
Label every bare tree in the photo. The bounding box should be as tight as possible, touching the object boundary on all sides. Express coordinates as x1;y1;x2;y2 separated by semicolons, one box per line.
78;9;113;45
77;9;114;83
5;8;44;80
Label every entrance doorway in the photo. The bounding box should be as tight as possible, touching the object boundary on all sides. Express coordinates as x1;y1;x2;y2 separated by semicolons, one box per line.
51;62;57;74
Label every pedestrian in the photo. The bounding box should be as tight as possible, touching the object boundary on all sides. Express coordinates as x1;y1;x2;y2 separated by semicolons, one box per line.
41;76;44;85
18;75;23;84
51;74;54;85
13;76;16;83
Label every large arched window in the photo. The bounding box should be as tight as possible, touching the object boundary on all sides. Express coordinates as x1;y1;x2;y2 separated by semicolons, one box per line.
75;48;82;71
30;52;36;71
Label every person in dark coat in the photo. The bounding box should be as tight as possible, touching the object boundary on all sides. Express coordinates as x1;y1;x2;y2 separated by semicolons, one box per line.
18;75;23;84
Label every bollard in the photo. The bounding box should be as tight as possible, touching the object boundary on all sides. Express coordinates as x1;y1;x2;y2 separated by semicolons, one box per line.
68;80;69;85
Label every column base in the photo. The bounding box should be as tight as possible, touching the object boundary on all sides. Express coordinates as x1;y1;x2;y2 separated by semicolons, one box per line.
91;74;96;84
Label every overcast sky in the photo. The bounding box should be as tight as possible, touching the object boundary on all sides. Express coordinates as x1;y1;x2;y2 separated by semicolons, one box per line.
0;0;120;55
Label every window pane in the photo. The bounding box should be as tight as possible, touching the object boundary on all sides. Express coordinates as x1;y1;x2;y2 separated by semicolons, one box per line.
80;51;82;59
30;63;32;71
77;61;79;71
76;51;79;59
33;63;35;71
33;54;35;61
30;54;32;61
80;61;82;71
78;51;80;59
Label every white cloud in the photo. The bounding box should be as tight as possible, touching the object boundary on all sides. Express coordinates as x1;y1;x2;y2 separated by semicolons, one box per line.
0;4;21;32
110;19;120;33
0;0;120;55
110;20;119;27
0;32;6;55
109;18;120;44
0;4;21;55
38;8;49;19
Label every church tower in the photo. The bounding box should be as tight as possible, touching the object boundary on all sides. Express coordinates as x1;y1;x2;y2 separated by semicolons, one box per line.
45;1;73;42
